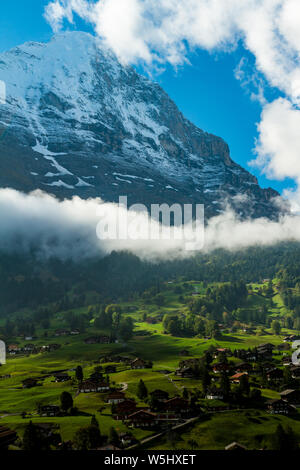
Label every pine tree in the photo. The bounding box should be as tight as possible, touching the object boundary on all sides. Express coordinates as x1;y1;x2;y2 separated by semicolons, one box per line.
108;427;119;446
60;391;73;412
137;379;148;400
75;365;83;383
220;373;230;398
23;421;48;451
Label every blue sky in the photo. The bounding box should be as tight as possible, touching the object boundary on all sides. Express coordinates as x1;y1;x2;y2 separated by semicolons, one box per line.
0;0;294;195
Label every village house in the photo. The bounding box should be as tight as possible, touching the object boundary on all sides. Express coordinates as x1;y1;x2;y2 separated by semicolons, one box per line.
146;317;158;325
280;389;300;406
213;348;229;359
79;380;110;393
23;344;36;352
282;356;292;366
149;389;169;402
97;444;122;451
7;344;21;355
266;368;283;382
0;374;11;380
212;363;230;374
119;432;138;448
50;343;61;351
130;358;146;369
225;442;247;451
284;334;300;342
205;387;224;400
113;400;137;420
290;366;300;379
257;343;274;360
55;329;70;337
84;335;110;345
70;329;80;335
244;351;258;362
277;343;290;352
235;362;252;373
0;426;18;450
106;391;126;404
22;378;39;389
54;372;70;383
99;336;110;344
267;398;296;415
161;397;190;418
127;410;157;428
175;366;197;378
84;336;99;344
230;372;248;384
39;405;60;417
24;336;35;341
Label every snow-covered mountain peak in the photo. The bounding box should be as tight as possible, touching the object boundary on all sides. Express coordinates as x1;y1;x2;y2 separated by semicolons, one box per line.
0;31;283;219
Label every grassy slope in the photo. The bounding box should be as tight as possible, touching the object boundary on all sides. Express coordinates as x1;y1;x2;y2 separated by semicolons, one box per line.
0;281;297;447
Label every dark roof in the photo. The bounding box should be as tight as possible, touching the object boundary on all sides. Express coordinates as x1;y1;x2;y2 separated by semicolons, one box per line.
0;426;18;449
280;389;298;397
225;442;247;451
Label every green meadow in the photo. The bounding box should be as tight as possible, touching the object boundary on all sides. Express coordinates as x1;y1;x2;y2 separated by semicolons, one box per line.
0;280;298;447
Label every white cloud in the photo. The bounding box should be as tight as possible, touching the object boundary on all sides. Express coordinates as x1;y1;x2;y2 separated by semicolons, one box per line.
44;1;300;97
1;188;300;260
252;98;300;183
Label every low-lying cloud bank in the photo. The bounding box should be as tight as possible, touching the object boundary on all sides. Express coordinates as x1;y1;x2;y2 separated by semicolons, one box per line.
1;188;300;261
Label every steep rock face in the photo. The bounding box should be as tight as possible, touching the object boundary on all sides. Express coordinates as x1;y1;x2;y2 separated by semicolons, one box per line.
0;31;282;219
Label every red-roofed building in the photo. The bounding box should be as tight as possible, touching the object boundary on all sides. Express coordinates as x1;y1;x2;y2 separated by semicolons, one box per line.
230;372;248;384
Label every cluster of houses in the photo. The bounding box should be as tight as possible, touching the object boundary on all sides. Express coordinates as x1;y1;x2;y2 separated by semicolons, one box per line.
55;329;80;337
84;335;111;345
112;390;196;428
175;342;300;416
7;343;61;356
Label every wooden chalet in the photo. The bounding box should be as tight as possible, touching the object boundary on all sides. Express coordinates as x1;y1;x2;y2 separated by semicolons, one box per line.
206;387;224;400
280;389;300;406
130;358;146;369
235;362;252;373
39;405;60;417
213;362;230;374
267;398;296;415
127;410;157;428
22;378;38;389
79;380;110;393
230;372;248;384
106;391;126;404
225;442;247;451
266;368;283;382
54;372;70;383
0;426;18;450
161;397;190;417
149;389;169;402
175;366;197;378
113;400;137;420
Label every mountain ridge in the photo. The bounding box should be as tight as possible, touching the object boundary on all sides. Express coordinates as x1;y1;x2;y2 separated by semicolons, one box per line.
0;31;283;219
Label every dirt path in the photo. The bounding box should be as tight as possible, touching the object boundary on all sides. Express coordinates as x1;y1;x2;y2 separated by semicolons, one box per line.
120;382;128;392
